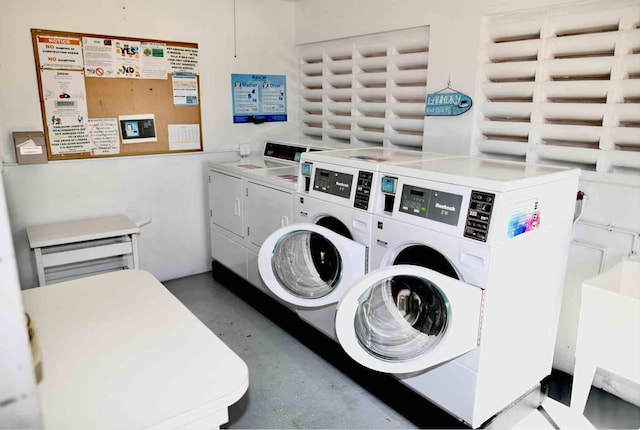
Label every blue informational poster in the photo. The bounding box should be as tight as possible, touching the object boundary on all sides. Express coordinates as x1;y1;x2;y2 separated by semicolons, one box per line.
231;74;287;123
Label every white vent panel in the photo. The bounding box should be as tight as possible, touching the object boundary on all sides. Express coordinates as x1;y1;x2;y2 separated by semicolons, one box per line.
475;2;640;184
298;26;429;149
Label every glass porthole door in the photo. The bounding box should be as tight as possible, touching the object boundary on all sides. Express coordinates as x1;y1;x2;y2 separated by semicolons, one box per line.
258;223;367;308
335;265;483;374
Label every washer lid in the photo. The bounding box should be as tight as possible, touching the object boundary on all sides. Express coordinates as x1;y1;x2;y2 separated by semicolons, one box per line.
258;223;367;308
335;265;483;374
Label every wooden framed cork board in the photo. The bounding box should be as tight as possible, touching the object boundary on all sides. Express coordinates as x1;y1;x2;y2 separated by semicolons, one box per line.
31;29;202;160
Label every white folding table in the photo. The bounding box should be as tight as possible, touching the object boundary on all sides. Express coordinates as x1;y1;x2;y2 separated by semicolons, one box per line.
26;215;141;286
22;269;249;429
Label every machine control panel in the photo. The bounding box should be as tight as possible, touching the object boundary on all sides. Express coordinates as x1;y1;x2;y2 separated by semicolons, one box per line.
399;185;463;226
353;171;373;210
313;168;353;199
263;142;308;162
463;190;495;242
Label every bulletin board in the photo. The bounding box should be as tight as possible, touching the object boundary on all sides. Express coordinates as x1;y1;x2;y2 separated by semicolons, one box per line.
31;29;202;160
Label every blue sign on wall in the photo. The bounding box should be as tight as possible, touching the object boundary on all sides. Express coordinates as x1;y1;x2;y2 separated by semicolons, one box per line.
425;91;472;116
232;74;287;124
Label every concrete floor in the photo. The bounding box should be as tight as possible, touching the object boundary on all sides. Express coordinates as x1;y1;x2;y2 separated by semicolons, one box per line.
163;267;640;429
163;270;419;429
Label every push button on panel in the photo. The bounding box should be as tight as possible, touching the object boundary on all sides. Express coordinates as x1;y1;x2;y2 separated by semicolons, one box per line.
464;190;495;242
353;171;373;210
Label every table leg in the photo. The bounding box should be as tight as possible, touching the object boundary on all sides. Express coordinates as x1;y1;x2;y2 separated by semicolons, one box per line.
131;234;140;269
34;247;46;287
570;356;596;413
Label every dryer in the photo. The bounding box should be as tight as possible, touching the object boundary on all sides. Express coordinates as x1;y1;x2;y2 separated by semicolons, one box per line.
258;148;458;338
208;139;340;293
333;157;580;428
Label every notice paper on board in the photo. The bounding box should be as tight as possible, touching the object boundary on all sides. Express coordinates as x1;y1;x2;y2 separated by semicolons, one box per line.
83;37;117;78
41;69;90;155
37;35;84;70
168;124;200;151
114;40;141;78
172;72;198;106
167;46;199;74
141;42;168;79
88;118;120;155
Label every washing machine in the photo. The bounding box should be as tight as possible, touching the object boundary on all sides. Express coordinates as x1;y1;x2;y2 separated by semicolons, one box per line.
208;139;339;289
258;147;459;338
332;157;580;428
242;165;306;299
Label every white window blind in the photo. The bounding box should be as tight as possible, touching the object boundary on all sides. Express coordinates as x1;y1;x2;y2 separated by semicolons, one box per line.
475;1;640;185
299;27;429;149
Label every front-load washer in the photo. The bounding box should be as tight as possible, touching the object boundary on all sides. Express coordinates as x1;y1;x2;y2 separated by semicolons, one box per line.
258;147;459;338
209;140;331;286
334;157;580;428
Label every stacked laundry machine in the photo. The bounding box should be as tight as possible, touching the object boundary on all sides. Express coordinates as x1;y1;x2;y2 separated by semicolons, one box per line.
208;139;347;294
258;154;580;427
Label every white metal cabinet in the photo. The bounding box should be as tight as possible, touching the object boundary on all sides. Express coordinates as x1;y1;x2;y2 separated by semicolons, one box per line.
245;181;293;250
210;170;244;238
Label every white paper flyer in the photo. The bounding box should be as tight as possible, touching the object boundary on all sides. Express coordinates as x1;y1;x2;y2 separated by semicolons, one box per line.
83;37;117;78
172;72;198;106
88;118;120;155
167;46;199;74
114;40;141;78
141;42;168;79
41;70;90;154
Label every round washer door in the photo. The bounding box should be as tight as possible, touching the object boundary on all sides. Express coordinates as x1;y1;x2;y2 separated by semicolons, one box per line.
258;223;367;308
335;265;483;374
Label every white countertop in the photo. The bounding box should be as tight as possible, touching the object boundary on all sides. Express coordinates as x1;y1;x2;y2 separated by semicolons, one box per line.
26;215;140;248
22;270;248;429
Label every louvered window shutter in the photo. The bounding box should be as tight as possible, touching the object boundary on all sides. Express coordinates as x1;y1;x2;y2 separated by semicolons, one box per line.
476;2;640;185
299;27;429;149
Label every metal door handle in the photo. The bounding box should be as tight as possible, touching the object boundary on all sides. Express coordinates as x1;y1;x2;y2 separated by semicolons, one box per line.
234;198;241;216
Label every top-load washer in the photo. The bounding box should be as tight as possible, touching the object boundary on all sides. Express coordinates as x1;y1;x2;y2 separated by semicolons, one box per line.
208;139;342;290
332;157;580;427
257;147;459;338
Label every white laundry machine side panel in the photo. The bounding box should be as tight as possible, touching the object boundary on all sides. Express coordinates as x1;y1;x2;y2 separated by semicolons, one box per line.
398;357;479;428
480;177;580;247
211;228;248;280
471;192;578;424
245;180;294;252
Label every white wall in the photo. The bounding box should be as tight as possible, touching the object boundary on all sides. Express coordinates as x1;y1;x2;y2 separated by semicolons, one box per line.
0;173;41;427
0;0;299;287
295;0;640;404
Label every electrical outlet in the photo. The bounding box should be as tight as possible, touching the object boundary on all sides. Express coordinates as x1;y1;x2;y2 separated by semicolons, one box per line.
238;144;251;157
